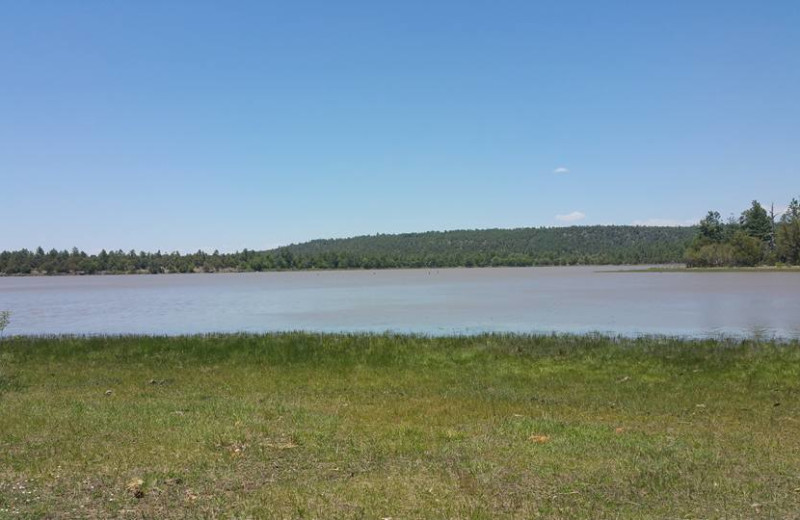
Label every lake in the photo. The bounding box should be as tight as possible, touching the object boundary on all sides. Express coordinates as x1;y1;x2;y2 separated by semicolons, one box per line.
1;267;799;338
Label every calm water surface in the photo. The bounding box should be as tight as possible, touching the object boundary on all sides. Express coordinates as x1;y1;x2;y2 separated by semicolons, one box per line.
1;267;799;338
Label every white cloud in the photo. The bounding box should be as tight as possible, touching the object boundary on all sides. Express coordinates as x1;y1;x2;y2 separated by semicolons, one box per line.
555;211;586;223
631;218;696;227
553;167;570;174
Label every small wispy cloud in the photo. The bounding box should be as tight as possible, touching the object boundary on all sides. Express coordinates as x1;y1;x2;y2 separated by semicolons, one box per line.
555;211;586;223
632;218;695;227
553;167;570;174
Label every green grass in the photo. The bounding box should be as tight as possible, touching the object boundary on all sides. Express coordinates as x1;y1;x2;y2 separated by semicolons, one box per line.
1;333;799;518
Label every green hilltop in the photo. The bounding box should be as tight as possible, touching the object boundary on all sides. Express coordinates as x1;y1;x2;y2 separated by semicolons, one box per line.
272;225;696;269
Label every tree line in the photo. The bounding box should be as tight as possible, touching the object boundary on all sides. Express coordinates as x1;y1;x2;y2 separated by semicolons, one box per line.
0;225;695;275
686;198;800;267
0;248;262;275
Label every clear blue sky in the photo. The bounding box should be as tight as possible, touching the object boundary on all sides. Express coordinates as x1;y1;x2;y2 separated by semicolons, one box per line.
2;1;798;253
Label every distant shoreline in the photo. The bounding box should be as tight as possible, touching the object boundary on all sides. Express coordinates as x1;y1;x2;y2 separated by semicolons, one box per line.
6;263;800;277
0;263;682;278
607;266;800;273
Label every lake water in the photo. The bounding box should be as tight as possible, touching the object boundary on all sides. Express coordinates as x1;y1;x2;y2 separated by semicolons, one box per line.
1;267;799;338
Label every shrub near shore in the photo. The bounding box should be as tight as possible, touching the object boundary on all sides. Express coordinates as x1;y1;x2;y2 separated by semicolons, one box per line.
1;333;798;518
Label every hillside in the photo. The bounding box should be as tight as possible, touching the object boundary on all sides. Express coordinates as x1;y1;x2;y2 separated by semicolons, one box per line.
270;225;696;269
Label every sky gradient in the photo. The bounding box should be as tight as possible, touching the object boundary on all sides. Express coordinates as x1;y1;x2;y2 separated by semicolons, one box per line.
2;1;799;253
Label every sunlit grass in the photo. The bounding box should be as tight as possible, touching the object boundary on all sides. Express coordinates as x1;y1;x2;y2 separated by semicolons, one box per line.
1;333;798;518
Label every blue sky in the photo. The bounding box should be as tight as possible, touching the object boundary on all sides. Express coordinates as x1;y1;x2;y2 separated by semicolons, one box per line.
2;1;798;253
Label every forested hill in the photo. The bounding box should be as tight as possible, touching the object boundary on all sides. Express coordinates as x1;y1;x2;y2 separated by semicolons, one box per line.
0;225;695;275
270;226;696;269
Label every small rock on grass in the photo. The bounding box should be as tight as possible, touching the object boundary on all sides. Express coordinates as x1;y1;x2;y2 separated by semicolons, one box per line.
126;478;145;499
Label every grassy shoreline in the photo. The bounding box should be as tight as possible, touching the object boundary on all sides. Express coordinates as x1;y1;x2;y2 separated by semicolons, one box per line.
2;333;799;518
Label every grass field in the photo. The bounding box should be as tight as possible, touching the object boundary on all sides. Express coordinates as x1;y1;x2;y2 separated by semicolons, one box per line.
1;333;799;518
